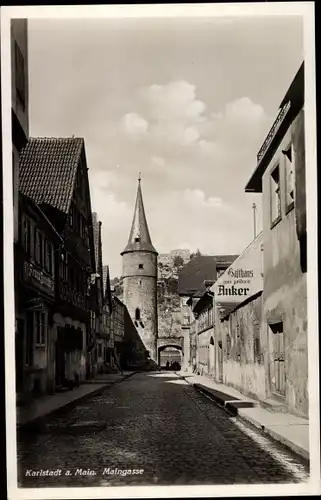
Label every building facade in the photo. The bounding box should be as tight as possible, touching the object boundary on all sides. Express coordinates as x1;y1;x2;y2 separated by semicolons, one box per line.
212;232;265;397
121;178;158;363
191;289;214;376
178;254;238;371
245;62;308;418
18;137;96;392
15;194;62;402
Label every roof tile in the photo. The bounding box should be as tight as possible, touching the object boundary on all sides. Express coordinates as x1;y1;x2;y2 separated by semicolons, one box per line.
19;137;84;214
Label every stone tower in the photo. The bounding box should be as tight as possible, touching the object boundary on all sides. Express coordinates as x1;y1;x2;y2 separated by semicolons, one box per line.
121;176;158;363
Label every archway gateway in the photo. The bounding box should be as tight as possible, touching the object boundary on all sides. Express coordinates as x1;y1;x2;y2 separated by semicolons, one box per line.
158;345;182;368
156;337;184;367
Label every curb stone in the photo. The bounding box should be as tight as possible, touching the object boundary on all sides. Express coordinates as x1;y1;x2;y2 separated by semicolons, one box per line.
178;373;309;463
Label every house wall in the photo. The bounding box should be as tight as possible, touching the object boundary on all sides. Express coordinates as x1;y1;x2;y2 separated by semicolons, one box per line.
218;294;266;401
196;327;213;375
180;295;194;370
261;108;308;417
211;232;265;394
15;306;53;398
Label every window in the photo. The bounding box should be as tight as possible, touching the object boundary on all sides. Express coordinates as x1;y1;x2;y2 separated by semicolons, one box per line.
35;312;46;345
44;240;52;275
135;237;140;243
283;144;295;211
61;251;69;282
34;229;41;264
135;308;141;321
22;217;31;255
91;311;96;330
139;264;144;269
254;337;261;363
15;41;25;107
270;164;281;225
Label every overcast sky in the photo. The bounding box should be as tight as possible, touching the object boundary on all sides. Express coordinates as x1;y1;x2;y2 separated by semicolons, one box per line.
27;15;303;278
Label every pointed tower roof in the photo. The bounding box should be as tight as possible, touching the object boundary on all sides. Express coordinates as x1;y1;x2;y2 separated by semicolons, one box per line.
121;176;157;255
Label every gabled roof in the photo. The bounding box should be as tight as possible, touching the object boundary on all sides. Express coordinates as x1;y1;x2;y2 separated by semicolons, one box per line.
178;256;217;296
215;255;239;268
121;178;157;255
178;254;238;297
193;290;214;315
192;280;215;299
19;137;84;214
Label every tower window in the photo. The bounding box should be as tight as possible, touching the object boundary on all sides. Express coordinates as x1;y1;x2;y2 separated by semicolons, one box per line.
135;237;140;243
135;308;141;321
139;264;144;269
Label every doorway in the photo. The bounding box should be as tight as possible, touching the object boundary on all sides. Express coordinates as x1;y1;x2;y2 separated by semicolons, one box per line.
218;340;223;382
269;322;285;397
208;337;215;376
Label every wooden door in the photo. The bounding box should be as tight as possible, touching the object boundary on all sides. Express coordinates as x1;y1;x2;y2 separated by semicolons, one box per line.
270;322;285;397
208;340;215;376
218;341;223;382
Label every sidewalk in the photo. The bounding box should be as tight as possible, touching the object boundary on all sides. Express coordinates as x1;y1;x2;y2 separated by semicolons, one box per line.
178;370;309;461
17;371;136;428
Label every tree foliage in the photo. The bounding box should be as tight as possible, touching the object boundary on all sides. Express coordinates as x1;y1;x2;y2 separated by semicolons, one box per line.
190;249;202;260
173;255;184;268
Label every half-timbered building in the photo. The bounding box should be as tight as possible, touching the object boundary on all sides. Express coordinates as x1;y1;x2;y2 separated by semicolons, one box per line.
19;137;96;391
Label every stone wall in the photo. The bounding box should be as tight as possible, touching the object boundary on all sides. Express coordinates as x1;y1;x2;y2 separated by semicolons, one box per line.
196;327;214;375
157;276;182;339
217;293;266;401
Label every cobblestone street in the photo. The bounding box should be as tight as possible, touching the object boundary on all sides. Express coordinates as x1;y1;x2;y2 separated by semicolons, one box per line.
17;372;309;487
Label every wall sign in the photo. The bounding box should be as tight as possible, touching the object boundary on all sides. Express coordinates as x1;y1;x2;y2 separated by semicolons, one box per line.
212;233;264;308
23;261;55;296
